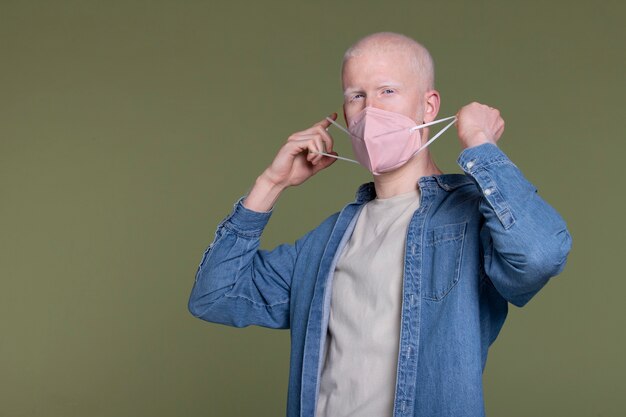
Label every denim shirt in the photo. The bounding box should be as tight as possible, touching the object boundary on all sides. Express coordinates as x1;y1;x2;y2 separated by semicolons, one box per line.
188;143;572;417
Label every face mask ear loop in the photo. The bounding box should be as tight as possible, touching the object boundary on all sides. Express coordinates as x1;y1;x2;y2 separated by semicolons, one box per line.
325;117;352;136
412;116;457;157
310;117;360;163
312;151;360;164
408;115;457;133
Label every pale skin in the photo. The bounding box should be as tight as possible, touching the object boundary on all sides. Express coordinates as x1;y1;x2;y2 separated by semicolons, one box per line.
243;44;505;212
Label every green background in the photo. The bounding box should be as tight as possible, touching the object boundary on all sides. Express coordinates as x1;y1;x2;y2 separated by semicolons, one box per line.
1;0;624;416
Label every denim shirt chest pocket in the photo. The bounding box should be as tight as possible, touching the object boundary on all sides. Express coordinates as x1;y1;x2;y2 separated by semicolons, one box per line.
422;222;468;301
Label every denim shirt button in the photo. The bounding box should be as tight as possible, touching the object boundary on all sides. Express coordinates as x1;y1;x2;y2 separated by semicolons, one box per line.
484;188;493;196
466;160;475;170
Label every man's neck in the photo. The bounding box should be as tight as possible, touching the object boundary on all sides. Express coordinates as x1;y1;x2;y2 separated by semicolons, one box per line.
372;153;442;199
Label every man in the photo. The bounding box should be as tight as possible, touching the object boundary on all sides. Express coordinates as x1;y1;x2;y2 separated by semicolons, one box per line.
188;32;571;417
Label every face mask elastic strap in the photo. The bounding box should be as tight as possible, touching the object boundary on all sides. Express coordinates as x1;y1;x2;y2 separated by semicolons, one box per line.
413;116;457;156
311;151;360;164
409;115;457;132
326;117;352;136
308;117;361;163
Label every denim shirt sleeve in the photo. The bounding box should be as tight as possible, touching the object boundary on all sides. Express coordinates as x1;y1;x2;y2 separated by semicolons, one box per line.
458;143;572;307
188;196;295;329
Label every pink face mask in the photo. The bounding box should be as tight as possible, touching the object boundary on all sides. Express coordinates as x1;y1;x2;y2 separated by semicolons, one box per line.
320;107;457;175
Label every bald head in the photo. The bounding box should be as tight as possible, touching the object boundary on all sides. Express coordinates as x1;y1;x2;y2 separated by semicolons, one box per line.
342;32;435;93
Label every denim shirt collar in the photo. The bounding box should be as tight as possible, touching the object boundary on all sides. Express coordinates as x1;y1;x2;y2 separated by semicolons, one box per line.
353;174;474;204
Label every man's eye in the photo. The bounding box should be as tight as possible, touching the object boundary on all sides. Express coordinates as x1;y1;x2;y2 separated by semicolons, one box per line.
382;89;395;94
353;94;364;100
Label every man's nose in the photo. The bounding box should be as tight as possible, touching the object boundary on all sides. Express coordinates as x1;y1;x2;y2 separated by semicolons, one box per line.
365;97;381;109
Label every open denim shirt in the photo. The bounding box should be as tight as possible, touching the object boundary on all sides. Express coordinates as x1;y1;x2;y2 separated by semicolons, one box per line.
188;143;572;417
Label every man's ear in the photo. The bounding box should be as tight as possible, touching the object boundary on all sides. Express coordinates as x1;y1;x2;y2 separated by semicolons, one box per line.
422;90;441;123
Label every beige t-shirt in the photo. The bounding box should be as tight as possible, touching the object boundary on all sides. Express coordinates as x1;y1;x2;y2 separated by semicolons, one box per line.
315;189;421;417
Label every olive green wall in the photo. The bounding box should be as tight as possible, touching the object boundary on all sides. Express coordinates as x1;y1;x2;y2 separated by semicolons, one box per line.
1;0;623;416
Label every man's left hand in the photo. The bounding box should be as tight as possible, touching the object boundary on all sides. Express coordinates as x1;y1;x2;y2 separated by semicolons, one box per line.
456;102;505;149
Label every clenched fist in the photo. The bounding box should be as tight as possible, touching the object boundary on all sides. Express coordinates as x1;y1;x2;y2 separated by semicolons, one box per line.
456;102;505;149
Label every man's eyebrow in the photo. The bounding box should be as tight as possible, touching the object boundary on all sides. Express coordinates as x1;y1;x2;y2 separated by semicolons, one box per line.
378;82;402;89
343;82;403;96
343;87;363;96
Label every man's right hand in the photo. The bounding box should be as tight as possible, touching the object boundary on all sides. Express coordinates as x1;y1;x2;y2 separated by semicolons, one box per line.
242;114;339;212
